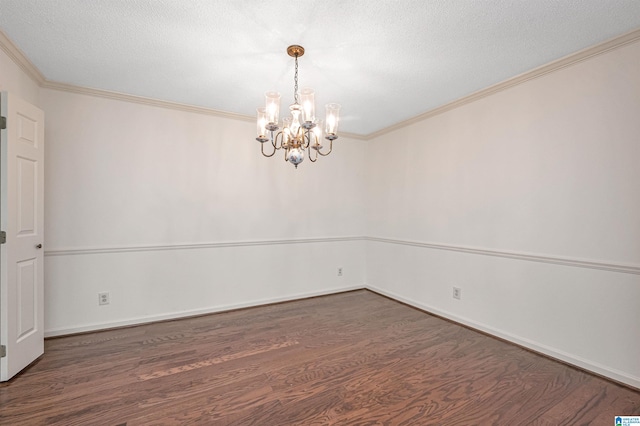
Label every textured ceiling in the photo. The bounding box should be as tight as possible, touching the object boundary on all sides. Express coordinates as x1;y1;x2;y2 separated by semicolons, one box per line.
1;0;640;136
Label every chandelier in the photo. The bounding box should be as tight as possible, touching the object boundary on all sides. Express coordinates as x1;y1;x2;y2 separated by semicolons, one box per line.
255;45;341;168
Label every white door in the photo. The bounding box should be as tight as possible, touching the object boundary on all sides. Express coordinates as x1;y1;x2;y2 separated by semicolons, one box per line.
0;92;45;381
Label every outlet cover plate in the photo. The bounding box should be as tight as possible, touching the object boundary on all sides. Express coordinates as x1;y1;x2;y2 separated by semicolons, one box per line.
453;287;461;300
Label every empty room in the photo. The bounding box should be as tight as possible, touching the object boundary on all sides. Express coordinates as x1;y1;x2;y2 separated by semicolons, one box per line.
0;1;639;424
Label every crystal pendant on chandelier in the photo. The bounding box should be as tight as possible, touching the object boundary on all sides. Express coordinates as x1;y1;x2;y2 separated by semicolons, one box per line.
255;45;341;168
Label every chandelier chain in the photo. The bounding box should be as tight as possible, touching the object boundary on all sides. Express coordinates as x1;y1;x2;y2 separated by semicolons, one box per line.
294;55;299;104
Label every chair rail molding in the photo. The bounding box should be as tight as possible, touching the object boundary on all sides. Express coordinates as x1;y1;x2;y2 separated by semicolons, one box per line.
366;237;640;275
44;236;367;257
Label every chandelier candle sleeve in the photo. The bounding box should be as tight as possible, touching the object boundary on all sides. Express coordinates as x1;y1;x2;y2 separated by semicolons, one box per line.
255;45;340;168
300;88;316;125
325;103;341;139
265;91;281;129
256;108;269;142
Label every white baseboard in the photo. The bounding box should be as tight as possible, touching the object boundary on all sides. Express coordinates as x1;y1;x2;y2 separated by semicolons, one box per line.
44;285;365;338
44;282;638;390
366;284;640;390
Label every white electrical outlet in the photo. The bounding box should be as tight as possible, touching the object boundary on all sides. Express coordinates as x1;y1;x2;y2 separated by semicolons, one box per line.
337;267;343;277
452;287;461;300
98;292;110;306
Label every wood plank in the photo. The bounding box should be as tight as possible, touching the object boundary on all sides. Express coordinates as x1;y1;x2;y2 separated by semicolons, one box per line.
0;290;638;425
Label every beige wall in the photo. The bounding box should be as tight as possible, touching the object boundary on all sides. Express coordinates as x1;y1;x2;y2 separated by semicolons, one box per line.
366;40;640;388
39;88;367;334
2;32;638;387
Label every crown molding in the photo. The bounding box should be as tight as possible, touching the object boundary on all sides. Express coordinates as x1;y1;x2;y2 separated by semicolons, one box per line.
41;79;257;122
0;29;367;140
0;29;45;85
364;27;640;140
2;27;639;141
39;80;368;140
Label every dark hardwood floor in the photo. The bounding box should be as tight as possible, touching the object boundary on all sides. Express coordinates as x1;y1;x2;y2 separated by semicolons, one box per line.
1;290;638;425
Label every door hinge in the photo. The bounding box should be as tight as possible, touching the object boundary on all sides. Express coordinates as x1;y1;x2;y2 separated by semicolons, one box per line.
0;231;5;244
0;116;6;130
0;345;6;358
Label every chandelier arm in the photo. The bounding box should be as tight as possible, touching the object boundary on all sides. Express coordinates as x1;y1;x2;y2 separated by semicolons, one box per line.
302;130;311;149
308;144;318;162
261;139;277;157
317;139;333;157
274;131;283;149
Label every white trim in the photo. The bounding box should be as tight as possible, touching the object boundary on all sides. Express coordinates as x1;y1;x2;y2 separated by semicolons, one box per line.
42;79;257;122
366;284;640;390
2;28;640;141
39;81;368;141
45;235;640;275
0;31;366;140
44;282;640;389
44;236;367;257
366;237;640;275
0;30;45;84
365;27;640;139
44;285;365;337
40;81;369;141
